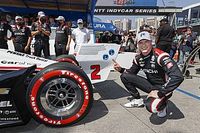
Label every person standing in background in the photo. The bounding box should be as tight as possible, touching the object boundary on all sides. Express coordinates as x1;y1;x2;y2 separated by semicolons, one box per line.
49;16;58;27
111;30;122;44
101;31;110;43
156;18;175;53
72;19;90;48
170;30;179;59
0;13;13;49
31;12;51;58
187;27;195;64
12;16;32;54
177;34;187;65
23;15;31;26
54;16;71;56
125;32;136;52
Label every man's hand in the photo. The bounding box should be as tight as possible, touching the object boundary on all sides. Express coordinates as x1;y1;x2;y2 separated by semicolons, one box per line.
24;46;30;52
113;59;122;72
38;26;42;32
7;37;12;40
11;37;16;42
5;36;11;41
66;45;70;51
148;90;159;98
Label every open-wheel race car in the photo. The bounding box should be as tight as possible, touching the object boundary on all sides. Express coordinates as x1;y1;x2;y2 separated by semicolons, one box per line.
0;44;120;127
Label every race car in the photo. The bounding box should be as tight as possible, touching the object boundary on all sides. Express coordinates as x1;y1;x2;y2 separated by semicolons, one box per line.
0;44;120;127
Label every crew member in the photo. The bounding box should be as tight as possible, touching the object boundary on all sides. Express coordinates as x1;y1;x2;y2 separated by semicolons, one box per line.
31;12;51;58
12;16;32;54
156;18;175;53
55;16;71;56
0;14;13;49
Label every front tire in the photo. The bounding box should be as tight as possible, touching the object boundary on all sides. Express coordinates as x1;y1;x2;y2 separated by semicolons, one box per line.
26;62;93;127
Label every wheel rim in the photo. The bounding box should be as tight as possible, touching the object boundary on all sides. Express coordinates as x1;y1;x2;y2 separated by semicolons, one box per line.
40;77;83;117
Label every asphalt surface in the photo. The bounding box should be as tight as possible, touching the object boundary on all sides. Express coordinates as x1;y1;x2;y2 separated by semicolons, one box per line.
0;66;200;133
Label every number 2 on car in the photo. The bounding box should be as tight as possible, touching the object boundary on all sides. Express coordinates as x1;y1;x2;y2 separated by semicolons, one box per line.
90;65;101;80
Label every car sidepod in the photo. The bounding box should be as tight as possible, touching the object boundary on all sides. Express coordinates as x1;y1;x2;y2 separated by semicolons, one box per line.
0;65;36;127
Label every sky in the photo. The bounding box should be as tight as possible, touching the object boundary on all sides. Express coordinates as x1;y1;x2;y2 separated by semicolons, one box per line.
157;0;200;7
95;0;200;23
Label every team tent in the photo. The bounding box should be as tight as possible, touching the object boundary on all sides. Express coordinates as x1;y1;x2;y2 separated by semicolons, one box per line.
0;0;97;24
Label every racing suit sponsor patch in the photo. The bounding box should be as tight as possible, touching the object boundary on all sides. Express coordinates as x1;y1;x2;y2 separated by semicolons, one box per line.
166;62;173;69
163;57;173;69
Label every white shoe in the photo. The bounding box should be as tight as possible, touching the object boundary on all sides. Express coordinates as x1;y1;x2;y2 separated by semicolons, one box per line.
123;98;144;108
157;107;167;118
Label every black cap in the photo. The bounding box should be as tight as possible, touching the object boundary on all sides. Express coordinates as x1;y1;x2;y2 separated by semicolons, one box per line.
160;18;168;23
140;24;151;32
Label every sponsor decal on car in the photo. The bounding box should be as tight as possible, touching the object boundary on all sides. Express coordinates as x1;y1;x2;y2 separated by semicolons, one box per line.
109;49;115;56
0;101;12;108
0;117;19;121
6;50;48;62
1;60;37;66
103;54;109;60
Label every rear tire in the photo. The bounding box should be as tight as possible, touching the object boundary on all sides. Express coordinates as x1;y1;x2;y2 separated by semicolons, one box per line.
26;62;93;127
56;55;79;66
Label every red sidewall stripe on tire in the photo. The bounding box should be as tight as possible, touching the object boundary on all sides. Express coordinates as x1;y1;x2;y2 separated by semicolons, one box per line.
30;70;90;125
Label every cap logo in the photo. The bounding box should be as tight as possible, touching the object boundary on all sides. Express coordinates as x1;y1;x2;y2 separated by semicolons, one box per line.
140;33;146;37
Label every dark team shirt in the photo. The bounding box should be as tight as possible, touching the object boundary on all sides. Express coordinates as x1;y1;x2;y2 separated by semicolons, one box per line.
121;48;184;96
12;26;31;46
185;35;193;52
179;35;193;52
157;24;175;43
55;25;71;45
111;34;122;44
0;22;13;43
101;35;110;43
31;22;51;41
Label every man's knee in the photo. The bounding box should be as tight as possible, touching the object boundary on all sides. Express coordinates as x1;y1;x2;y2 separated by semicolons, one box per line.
120;72;137;83
120;73;127;84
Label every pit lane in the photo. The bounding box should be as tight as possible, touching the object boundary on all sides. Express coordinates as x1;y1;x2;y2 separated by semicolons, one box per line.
0;70;200;133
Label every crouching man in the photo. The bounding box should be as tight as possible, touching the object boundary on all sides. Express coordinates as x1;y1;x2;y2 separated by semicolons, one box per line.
113;31;184;118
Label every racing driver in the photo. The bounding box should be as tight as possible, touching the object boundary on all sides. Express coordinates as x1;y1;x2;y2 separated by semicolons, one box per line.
113;31;184;117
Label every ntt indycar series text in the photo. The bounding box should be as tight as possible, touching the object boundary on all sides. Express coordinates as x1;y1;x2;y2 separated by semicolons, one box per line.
0;44;120;127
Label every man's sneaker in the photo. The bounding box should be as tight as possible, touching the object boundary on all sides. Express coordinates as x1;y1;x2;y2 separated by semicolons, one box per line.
123;98;144;108
157;107;167;118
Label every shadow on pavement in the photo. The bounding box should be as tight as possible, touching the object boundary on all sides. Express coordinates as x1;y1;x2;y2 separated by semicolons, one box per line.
73;100;108;126
0;100;108;132
0;118;40;133
94;80;130;100
149;100;185;125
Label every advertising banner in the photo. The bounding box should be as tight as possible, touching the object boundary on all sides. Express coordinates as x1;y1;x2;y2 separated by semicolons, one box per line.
95;0;158;15
93;22;117;32
94;6;158;15
96;0;157;7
